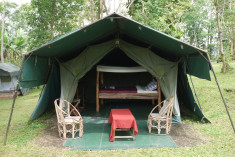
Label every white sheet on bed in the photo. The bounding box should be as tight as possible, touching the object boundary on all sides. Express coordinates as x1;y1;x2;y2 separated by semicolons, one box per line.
97;65;147;73
136;85;157;93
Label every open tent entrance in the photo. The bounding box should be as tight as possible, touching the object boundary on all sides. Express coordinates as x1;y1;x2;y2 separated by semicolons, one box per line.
70;48;160;114
58;39;181;122
76;47;156;102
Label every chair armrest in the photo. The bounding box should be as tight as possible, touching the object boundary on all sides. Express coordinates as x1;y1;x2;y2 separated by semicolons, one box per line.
69;104;82;119
69;116;83;123
149;98;168;115
149;96;174;116
149;103;162;115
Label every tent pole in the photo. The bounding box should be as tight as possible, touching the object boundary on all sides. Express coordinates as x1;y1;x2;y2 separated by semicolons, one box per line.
185;61;203;110
4;55;25;145
206;54;235;133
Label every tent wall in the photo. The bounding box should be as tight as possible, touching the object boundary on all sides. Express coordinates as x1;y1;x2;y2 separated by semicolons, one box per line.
0;62;20;77
0;76;18;92
60;40;115;102
177;62;209;122
118;40;181;122
159;65;181;122
30;64;60;120
187;55;211;80
0;70;12;76
20;56;50;88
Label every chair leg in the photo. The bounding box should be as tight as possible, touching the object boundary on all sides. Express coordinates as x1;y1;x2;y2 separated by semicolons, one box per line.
79;122;83;137
63;126;67;139
58;125;61;137
72;124;75;139
158;120;161;134
167;120;172;134
166;120;169;134
148;119;152;133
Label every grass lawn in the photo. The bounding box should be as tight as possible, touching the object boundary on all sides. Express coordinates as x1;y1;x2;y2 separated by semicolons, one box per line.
0;61;234;157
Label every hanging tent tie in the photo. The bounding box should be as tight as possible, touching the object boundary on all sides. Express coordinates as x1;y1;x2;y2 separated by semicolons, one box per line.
185;58;203;111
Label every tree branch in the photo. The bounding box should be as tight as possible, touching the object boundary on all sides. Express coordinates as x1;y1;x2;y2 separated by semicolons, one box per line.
1;0;5;63
127;0;135;10
103;0;109;14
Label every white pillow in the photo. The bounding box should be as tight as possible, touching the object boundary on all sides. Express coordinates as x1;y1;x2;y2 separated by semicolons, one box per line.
145;80;157;91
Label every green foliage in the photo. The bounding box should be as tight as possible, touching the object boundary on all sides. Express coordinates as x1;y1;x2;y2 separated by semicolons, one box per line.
0;2;18;30
222;0;235;56
1;0;93;64
27;0;85;50
1;29;27;66
0;2;30;64
11;3;31;34
128;0;191;39
0;3;3;12
182;0;217;53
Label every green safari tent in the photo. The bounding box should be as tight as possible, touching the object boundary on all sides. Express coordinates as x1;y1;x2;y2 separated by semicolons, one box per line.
17;13;213;123
0;62;30;97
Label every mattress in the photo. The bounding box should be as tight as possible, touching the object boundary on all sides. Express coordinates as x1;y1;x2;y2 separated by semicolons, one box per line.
99;86;137;93
99;86;157;94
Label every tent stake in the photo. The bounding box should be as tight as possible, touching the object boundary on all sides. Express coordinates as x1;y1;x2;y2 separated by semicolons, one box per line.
207;54;235;133
4;56;25;145
185;61;203;111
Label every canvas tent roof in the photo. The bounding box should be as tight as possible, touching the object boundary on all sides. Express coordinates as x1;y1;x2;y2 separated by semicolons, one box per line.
28;13;208;58
0;62;20;77
21;13;210;87
19;13;211;122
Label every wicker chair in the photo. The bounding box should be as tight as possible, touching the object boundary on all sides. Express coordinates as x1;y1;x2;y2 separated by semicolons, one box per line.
54;98;83;139
147;96;174;135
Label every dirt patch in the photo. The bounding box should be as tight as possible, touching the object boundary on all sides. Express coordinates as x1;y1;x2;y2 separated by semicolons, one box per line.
170;123;207;147
32;115;207;148
31;115;68;149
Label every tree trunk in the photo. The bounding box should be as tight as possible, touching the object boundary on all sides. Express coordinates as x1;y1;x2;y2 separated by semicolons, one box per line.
103;0;109;15
1;0;5;63
208;11;213;57
100;0;103;19
127;0;135;10
50;0;57;40
89;0;96;22
214;0;226;73
194;23;198;47
232;39;234;56
229;0;234;57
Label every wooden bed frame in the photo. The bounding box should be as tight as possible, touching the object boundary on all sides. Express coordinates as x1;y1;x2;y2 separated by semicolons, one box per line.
96;66;161;112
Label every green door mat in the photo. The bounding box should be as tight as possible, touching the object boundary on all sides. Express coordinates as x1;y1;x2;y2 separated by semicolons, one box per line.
64;117;177;150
